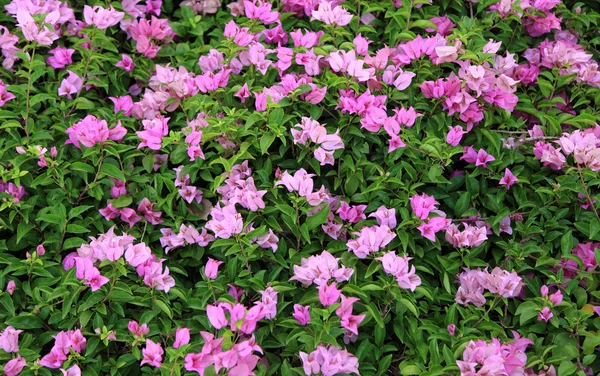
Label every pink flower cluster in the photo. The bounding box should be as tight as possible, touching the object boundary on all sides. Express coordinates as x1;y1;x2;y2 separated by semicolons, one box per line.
411;193;450;242
556;242;599;279
0;179;26;203
217;161;267;211
185;332;263;375
128;321;150;338
523;32;600;87
40;329;87;369
290;250;354;286
173;165;204;204
183;114;206;161
376;252;421;291
83;5;123;29
311;1;353;26
207;288;278;334
456;268;524;307
0;78;15;107
537;285;563;322
276;168;329;206
457;332;533;376
123;16;175;58
160;224;214;253
58;71;83;99
100;197;163;227
0;26;20;69
445;223;488;248
346;225;396;258
292;117;344;165
64;227;175;293
335;295;366;343
299;344;359;376
460;146;496;168
205;203;244;239
65;115;127;149
534;126;600;171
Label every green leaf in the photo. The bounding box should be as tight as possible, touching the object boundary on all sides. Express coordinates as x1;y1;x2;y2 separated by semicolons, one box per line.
260;133;276;154
454;192;471;217
17;222;35;244
110;195;133;209
142;154;155;173
154;299;173;319
5;314;44;329
0;294;16;317
100;163;126;181
305;203;330;230
365;302;384;328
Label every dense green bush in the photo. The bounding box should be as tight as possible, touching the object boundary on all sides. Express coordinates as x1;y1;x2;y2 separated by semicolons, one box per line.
1;0;600;375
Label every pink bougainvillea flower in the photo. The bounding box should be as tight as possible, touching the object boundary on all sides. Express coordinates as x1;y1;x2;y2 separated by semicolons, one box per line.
47;47;75;69
311;2;353;26
58;71;83;99
203;258;223;279
6;280;15;295
141;339;163;368
206;304;228;329
538;307;553;322
173;328;190;349
292;304;311;326
4;355;26;376
116;54;135;72
318;282;341;306
499;168;518;189
446;125;467;146
409;193;439;220
83;5;124;29
0;326;22;353
61;365;81;376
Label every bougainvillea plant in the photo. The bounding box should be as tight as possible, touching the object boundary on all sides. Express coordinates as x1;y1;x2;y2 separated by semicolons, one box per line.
1;0;600;374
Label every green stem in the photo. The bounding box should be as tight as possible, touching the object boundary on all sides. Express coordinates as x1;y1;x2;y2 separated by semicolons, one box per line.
23;47;36;143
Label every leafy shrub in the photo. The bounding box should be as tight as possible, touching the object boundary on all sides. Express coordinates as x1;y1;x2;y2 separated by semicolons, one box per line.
1;0;600;375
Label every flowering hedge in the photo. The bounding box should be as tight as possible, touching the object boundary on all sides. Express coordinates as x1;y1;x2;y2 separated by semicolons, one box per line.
1;0;600;374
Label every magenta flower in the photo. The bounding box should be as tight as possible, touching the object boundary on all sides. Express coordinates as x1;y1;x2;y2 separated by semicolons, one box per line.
0;326;22;353
206;304;228;329
39;348;67;368
83;5;124;29
292;304;311;326
116;54;135;72
499;168;518;189
47;47;75;69
538;307;553;322
318;282;341;307
141;339;163;368
119;208;141;228
58;71;83;99
61;365;81;376
447;324;456;336
203;258;223;279
409;193;439;220
6;280;15;295
446;125;467;146
549;290;563;305
173;328;190;349
475;148;496;168
4;355;26;376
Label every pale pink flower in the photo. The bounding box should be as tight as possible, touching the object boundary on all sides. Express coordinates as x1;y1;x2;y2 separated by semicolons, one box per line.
141;339;163;368
58;71;83;99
